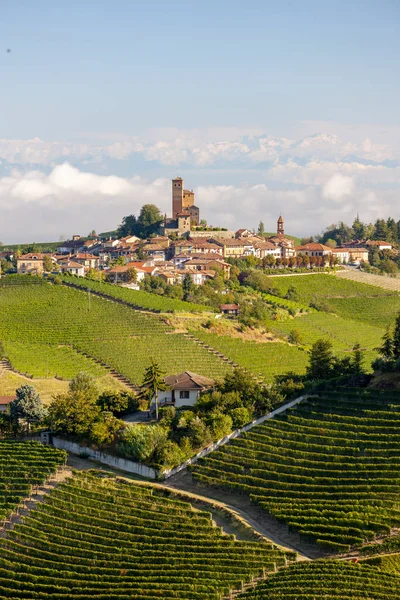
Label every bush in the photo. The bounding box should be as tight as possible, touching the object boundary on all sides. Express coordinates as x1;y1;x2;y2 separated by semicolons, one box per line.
207;412;233;440
117;423;168;462
229;407;252;429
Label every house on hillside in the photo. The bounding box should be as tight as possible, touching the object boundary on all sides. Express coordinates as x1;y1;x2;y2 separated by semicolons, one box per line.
220;304;240;317
349;248;369;264
17;253;49;275
331;248;351;264
150;371;216;411
0;396;15;413
295;243;332;258
58;259;85;277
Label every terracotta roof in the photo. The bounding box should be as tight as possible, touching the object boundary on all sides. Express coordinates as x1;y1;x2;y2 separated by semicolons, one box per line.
0;396;15;405
164;371;215;391
18;253;47;260
366;240;392;246
221;304;240;310
278;215;284;222
296;243;332;252
59;260;84;269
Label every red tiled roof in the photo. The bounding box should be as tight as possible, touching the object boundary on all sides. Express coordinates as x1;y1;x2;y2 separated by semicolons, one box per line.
0;396;15;405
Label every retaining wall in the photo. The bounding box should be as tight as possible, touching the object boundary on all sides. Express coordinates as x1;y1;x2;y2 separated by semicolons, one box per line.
52;437;158;479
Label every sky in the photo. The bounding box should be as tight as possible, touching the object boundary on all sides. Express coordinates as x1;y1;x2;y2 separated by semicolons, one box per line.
0;0;399;243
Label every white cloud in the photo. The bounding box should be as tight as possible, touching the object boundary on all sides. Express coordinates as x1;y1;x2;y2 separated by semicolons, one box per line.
322;174;355;201
0;162;399;244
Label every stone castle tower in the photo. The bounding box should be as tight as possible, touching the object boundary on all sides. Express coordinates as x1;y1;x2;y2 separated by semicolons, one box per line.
277;215;284;236
171;177;199;225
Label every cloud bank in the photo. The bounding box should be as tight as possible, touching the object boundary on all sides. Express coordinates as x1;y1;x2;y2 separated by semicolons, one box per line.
0;158;398;244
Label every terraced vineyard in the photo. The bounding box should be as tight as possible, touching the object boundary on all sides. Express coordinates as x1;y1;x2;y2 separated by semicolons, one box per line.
0;471;296;599
270;312;383;366
193;333;309;382
192;389;400;553
325;295;400;328
237;560;400;599
0;441;66;521
63;275;212;313
0;277;229;384
2;341;107;379
267;273;392;304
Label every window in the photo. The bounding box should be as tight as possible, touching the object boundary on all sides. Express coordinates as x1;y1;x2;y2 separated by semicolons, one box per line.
179;391;190;399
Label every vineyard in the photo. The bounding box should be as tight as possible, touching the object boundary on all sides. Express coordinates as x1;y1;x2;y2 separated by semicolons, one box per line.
267;273;392;304
193;333;309;382
236;560;400;599
0;278;229;384
0;441;66;521
63;275;212;313
325;295;400;328
191;389;400;553
0;471;296;599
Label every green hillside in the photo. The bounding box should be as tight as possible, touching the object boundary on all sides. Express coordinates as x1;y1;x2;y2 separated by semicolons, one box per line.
0;276;229;385
192;389;400;553
237;560;400;599
0;471;296;599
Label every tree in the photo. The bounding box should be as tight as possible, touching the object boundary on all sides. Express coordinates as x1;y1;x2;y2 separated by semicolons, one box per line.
374;219;388;241
351;343;365;375
43;255;54;273
257;221;265;236
117;423;168;462
206;412;233;440
137;204;163;238
117;214;138;237
127;267;138;283
10;385;46;428
352;215;366;241
97;390;138;415
48;373;100;436
306;339;334;380
139;360;167;420
182;273;195;301
393;312;400;359
377;326;394;360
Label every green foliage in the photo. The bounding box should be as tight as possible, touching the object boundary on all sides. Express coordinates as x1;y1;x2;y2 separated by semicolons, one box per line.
229;406;252;428
9;384;46;427
97;390;138;415
48;373;101;437
193;389;400;552
0;441;66;521
0;471;295;598
0;279;229;386
206;412;233;440
118;203;163;238
118;423;169;463
306;338;335;380
237;560;400;599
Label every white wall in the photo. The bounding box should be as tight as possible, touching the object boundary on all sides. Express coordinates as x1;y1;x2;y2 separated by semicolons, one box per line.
52;437;157;479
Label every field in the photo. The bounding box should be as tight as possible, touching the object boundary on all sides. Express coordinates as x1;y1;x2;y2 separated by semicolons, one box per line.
193;332;309;382
0;277;229;386
0;471;296;599
0;441;66;521
325;296;400;328
63;275;212;313
267;273;392;303
237;560;400;599
192;389;400;553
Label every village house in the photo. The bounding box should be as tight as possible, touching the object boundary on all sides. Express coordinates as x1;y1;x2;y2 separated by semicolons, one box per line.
348;248;369;264
156;270;184;285
71;254;100;269
151;371;215;411
331;248;351;263
58;259;85;277
141;243;166;262
212;238;255;259
235;229;254;238
365;240;393;251
107;262;158;284
17;253;49;275
189;239;223;255
220;304;240;317
0;396;15;413
295;243;332;258
253;241;282;260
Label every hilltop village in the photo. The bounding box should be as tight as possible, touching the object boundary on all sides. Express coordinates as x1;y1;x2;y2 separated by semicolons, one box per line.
2;177;397;286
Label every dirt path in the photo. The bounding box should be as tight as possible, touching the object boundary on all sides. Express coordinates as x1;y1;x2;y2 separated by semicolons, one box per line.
334;269;400;292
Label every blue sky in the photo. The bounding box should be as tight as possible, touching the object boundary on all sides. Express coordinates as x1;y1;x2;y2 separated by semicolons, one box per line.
0;0;399;242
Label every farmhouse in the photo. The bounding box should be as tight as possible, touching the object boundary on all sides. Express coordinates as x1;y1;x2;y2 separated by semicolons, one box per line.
296;243;332;258
220;304;240;316
17;253;48;275
331;248;351;263
151;371;215;410
0;396;14;413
